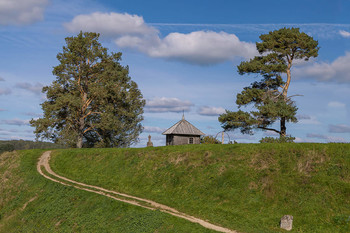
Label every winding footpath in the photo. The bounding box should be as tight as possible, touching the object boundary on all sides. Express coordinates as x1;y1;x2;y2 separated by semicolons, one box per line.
37;151;237;233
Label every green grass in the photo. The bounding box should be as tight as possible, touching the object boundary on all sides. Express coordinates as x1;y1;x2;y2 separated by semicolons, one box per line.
0;150;215;232
49;143;350;233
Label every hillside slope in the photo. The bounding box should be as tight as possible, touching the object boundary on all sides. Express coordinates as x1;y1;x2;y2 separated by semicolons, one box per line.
0;150;215;232
50;144;350;233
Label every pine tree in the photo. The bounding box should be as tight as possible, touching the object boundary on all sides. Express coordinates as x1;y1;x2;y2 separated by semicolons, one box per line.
219;28;319;137
30;32;145;148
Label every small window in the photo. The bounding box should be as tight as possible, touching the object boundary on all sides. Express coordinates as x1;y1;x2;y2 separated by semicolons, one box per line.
189;137;194;144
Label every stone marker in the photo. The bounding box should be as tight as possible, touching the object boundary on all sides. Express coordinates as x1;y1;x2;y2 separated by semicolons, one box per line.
280;215;293;231
147;135;153;147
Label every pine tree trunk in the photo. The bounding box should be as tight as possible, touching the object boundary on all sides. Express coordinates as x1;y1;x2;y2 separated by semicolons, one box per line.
76;91;87;148
76;116;85;148
280;117;286;137
76;134;83;148
280;62;292;138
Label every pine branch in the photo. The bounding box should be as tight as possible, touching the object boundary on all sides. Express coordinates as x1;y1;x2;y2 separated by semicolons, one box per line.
257;126;281;134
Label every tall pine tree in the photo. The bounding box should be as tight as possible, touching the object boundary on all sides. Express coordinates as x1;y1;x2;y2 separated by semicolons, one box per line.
219;28;319;138
31;32;145;148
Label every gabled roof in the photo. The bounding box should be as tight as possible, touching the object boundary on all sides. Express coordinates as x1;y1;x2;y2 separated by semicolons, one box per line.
162;116;205;136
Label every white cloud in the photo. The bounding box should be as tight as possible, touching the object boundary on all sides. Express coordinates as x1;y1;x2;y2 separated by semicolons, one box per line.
327;101;346;108
297;115;320;125
64;12;157;37
145;97;194;113
0;88;11;95
0;128;33;134
65;12;257;65
143;126;166;133
339;30;350;38
197;106;225;116
306;133;347;143
294;52;350;83
0;0;48;25
116;30;257;65
329;124;350;133
15;82;43;95
0;118;30;126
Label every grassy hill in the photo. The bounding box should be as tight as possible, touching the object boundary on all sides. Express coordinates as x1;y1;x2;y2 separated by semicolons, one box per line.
0;150;215;232
1;144;350;232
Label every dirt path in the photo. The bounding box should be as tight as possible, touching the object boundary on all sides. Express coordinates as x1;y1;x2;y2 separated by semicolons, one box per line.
37;151;237;233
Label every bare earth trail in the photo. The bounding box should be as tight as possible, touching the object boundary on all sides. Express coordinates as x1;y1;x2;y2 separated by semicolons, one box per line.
37;151;237;233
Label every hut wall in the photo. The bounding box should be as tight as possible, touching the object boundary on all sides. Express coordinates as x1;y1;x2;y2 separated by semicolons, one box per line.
172;135;200;145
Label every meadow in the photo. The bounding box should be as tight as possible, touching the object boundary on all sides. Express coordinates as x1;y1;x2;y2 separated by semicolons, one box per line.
1;143;349;232
0;150;214;232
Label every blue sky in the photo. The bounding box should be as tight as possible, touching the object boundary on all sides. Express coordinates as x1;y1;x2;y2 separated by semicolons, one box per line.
0;0;349;146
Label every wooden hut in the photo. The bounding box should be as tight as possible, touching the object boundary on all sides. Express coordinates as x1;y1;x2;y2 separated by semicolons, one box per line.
162;115;205;146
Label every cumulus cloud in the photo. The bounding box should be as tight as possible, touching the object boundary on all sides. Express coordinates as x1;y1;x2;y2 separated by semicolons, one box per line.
0;88;11;95
329;124;350;133
0;0;48;25
294;52;350;83
197;106;225;116
15;82;44;95
64;12;157;37
306;133;346;143
116;30;257;65
339;30;350;38
145;97;193;113
0;118;30;126
65;12;257;65
143;126;166;133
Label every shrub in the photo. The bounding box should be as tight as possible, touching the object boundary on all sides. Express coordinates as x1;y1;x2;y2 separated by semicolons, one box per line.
201;136;221;144
259;136;295;143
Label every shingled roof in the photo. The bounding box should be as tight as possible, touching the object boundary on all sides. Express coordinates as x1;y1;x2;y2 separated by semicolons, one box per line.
162;115;205;136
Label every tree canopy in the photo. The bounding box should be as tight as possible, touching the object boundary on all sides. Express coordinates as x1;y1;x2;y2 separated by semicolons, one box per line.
30;32;145;148
219;27;319;137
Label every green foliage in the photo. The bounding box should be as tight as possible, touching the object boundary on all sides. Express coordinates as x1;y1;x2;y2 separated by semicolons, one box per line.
201;135;220;144
220;28;319;137
0;150;214;233
30;32;145;148
259;136;295;143
0;143;14;154
51;144;350;233
0;140;65;152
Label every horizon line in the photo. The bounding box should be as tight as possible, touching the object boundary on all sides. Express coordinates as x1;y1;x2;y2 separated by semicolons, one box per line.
149;23;350;27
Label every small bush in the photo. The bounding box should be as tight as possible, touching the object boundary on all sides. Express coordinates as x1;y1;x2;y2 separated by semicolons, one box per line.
201;136;221;144
259;136;295;143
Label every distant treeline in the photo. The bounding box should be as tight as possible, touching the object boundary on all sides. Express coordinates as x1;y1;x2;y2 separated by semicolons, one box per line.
0;140;66;154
